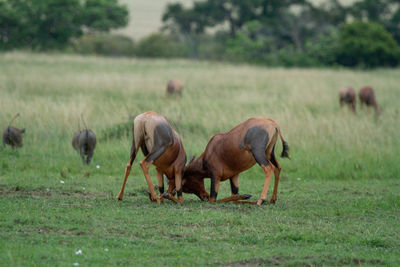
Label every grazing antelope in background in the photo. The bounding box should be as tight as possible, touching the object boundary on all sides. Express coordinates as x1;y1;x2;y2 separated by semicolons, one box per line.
166;79;183;96
359;86;380;115
176;118;289;206
339;86;356;113
72;115;97;165
117;112;187;204
2;113;25;149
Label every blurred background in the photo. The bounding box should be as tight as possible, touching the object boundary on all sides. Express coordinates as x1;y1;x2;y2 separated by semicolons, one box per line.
1;0;400;68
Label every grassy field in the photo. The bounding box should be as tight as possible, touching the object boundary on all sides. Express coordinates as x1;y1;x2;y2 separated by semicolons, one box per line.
0;52;399;266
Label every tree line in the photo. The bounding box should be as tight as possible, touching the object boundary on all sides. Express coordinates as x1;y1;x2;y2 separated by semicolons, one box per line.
159;0;400;68
1;0;400;68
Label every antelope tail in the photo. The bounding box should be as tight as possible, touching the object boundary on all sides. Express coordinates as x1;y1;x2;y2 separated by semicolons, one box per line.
276;127;290;159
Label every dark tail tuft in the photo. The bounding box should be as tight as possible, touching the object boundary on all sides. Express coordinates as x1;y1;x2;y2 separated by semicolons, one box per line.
281;141;290;159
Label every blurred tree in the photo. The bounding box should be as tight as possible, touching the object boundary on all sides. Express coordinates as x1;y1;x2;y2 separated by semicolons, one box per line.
82;0;128;32
336;21;400;67
351;0;400;42
0;0;128;50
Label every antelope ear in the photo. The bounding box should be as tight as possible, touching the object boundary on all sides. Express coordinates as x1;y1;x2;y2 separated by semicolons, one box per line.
20;128;25;134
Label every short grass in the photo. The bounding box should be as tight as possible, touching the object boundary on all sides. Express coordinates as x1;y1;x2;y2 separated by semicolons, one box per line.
0;52;399;266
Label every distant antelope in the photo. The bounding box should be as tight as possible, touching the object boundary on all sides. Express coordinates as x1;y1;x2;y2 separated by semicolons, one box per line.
166;79;183;96
174;118;290;205
2;113;25;149
359;86;380;115
339;86;356;113
117;112;187;204
72;115;96;165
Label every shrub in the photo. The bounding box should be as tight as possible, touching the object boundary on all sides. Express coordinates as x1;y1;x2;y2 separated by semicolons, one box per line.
336;21;400;68
135;33;188;58
305;27;341;66
72;33;135;56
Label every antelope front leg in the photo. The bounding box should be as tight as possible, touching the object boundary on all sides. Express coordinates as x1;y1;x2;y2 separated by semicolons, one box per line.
117;159;133;201
217;175;252;203
209;174;220;203
155;168;164;202
162;171;184;204
139;159;160;204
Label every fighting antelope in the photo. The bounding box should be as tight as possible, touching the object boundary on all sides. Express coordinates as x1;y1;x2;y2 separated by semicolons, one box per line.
2;113;25;149
176;118;289;206
117;112;187;204
339;86;356;113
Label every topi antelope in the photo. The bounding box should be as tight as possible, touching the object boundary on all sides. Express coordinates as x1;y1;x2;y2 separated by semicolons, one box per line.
359;86;380;116
117;112;187;204
166;79;183;96
339;86;356;113
2;113;25;149
177;118;290;206
72;115;96;165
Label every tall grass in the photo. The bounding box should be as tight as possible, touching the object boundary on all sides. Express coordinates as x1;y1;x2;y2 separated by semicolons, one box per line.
0;52;399;181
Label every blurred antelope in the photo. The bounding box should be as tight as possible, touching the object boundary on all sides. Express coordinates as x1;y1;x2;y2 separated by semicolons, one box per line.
72;115;97;165
359;86;380;115
176;118;290;205
166;79;183;96
117;112;187;204
2;113;25;149
339;86;356;113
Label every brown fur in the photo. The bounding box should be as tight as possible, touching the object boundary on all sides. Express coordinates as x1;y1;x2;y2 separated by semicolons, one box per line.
182;118;289;205
117;112;187;204
166;79;183;96
72;129;97;165
2;126;25;148
339;86;356;113
359;86;380;115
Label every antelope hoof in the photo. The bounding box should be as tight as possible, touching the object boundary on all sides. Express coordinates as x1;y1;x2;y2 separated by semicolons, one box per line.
148;192;158;202
241;194;252;200
256;199;266;206
269;198;277;204
162;192;172;199
117;195;123;201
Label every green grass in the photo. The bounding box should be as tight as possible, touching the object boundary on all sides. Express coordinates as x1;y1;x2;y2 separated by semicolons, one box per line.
0;52;399;266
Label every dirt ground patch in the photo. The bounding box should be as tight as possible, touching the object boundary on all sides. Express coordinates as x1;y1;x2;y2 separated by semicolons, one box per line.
0;185;107;199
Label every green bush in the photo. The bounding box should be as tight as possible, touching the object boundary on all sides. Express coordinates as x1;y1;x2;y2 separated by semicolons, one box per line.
224;21;274;64
135;33;188;58
305;27;341;66
336;21;400;68
72;33;135;56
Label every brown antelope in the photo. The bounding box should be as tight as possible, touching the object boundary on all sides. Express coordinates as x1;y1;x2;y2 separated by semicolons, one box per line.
166;79;183;96
359;86;380;115
339;86;356;113
117;112;187;204
72;116;97;165
171;118;290;206
2;113;25;149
